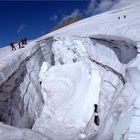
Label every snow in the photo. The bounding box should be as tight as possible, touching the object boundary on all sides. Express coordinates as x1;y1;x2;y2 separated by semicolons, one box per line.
0;122;49;140
0;1;140;140
113;55;140;140
127;54;140;71
38;2;140;49
33;61;101;140
0;41;38;86
39;61;50;82
32;36;126;140
0;42;45;128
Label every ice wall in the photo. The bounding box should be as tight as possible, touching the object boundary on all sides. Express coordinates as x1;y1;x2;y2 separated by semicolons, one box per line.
0;38;54;129
33;36;136;140
0;36;137;140
90;36;137;64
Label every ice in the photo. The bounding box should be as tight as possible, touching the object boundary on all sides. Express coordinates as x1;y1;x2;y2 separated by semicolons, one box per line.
0;122;49;140
0;1;140;140
39;61;50;82
32;36;126;140
33;61;101;140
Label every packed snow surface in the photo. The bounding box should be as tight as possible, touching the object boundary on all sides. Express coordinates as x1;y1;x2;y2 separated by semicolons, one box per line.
0;1;140;140
39;1;140;49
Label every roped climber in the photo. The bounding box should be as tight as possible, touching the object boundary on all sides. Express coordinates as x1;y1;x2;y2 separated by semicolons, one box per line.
23;37;27;45
9;42;16;51
20;37;27;48
18;40;21;49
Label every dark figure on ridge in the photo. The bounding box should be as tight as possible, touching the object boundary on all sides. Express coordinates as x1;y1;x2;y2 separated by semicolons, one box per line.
9;42;16;51
94;104;100;126
20;38;27;48
18;40;21;49
23;37;27;45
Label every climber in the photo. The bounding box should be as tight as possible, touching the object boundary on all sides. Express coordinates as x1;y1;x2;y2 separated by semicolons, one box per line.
21;39;25;48
9;42;16;51
118;16;120;20
94;104;100;126
124;15;126;19
20;38;27;48
23;37;27;45
18;40;21;49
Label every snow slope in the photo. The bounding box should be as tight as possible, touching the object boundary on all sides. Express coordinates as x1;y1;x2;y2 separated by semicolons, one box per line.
0;1;140;140
38;1;140;49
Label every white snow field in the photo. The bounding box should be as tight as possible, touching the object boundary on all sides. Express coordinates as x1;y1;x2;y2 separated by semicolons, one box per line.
0;1;140;140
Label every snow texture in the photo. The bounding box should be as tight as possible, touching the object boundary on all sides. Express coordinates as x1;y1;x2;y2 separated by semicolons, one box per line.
0;1;140;140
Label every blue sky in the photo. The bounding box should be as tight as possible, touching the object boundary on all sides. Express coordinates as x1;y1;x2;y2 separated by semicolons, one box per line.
0;0;119;47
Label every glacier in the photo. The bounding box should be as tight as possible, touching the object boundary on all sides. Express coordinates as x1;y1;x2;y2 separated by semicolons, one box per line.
0;1;140;140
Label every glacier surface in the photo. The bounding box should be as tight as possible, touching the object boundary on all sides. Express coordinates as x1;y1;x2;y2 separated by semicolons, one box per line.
0;1;140;140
